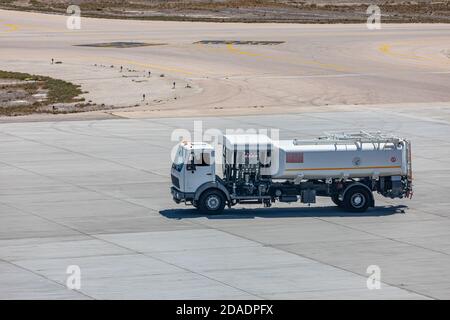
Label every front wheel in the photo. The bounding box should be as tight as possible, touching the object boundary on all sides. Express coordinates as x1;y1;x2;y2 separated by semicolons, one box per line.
343;187;371;213
198;190;225;215
331;194;344;208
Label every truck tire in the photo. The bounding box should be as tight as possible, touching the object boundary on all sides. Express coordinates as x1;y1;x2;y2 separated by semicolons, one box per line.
331;194;344;208
198;189;225;215
343;186;371;213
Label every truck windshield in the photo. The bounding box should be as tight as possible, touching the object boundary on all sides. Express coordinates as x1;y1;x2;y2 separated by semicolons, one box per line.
172;146;185;172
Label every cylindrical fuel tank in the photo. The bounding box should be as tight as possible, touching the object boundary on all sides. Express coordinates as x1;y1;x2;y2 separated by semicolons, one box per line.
267;140;408;180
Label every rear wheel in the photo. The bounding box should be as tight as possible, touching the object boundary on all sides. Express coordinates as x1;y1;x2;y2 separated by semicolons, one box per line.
343;187;371;213
198;189;225;215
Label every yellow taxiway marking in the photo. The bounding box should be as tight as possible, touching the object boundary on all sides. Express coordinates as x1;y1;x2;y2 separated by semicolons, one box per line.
225;43;261;57
378;41;450;68
201;43;349;73
378;43;428;61
3;23;19;32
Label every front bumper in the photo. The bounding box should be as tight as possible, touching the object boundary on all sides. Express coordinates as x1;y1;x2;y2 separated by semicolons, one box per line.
171;187;194;204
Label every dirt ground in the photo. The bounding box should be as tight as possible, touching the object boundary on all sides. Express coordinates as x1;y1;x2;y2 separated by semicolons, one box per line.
1;0;449;23
1;8;449;121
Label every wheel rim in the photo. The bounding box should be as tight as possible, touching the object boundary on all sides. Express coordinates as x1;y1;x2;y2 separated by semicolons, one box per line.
350;193;366;208
206;195;220;210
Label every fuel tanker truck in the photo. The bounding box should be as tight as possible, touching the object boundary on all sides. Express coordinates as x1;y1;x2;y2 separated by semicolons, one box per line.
170;132;413;214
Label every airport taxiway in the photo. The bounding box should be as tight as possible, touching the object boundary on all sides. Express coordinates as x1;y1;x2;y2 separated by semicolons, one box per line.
1;107;450;299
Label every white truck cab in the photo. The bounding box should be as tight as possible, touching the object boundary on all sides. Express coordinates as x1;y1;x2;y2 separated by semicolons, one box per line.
171;141;216;204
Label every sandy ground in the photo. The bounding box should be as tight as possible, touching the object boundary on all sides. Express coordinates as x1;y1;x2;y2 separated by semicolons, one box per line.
0;10;450;122
1;9;450;300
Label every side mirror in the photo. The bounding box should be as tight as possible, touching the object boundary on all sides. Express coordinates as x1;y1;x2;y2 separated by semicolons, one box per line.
187;152;196;172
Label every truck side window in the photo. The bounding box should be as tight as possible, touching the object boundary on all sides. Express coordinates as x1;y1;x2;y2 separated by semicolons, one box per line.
193;150;212;166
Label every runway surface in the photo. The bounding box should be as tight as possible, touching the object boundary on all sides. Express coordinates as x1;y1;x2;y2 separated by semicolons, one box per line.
0;9;449;119
1;106;450;299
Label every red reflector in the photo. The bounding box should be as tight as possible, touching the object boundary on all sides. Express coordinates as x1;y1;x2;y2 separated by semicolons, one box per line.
286;152;304;163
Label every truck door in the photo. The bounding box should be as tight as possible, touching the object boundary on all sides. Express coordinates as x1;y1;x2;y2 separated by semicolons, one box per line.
171;145;186;191
185;149;215;193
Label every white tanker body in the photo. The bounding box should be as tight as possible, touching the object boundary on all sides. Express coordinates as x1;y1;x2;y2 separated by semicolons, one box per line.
171;132;413;214
269;139;408;180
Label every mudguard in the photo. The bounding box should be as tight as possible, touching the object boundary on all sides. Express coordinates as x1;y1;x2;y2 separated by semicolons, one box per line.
194;181;231;202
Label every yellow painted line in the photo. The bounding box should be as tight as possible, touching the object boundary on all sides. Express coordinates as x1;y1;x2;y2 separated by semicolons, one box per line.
3;23;19;32
286;165;401;171
226;43;348;72
226;43;261;57
378;42;450;68
206;43;349;73
378;43;429;61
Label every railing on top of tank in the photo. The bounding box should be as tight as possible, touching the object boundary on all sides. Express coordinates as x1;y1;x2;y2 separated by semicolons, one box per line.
292;131;403;149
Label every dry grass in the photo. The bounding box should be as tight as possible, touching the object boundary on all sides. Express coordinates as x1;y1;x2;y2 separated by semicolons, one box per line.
0;70;84;116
